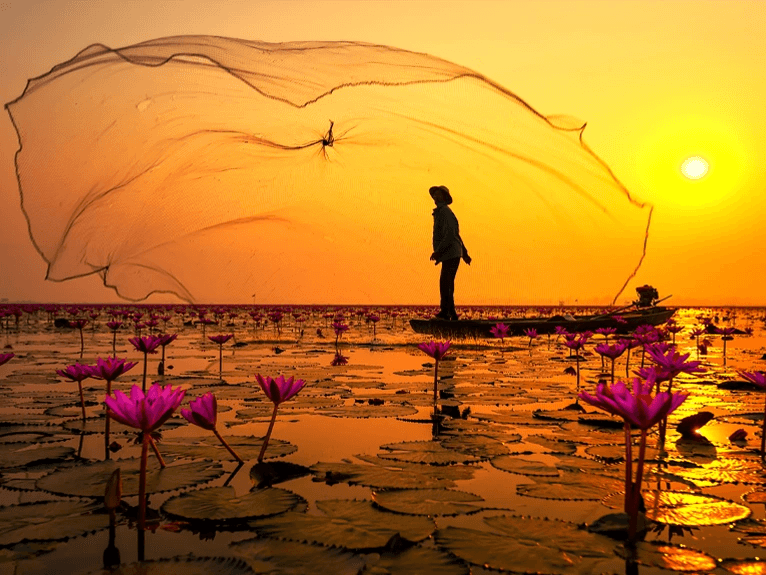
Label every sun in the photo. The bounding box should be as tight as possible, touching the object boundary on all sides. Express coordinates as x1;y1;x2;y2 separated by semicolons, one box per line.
681;156;709;179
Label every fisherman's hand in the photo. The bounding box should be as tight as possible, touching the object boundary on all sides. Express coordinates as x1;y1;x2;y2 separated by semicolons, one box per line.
463;254;472;265
430;252;437;261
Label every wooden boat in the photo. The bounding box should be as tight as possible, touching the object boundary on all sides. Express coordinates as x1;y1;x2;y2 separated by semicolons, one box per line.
409;306;676;338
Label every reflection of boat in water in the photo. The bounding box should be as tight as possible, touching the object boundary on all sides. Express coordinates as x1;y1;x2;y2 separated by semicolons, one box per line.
409;306;676;338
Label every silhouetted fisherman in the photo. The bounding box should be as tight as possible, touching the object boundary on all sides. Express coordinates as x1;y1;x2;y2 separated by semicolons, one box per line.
429;185;471;320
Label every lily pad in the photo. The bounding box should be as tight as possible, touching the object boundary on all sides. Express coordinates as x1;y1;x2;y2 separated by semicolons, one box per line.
439;434;514;458
311;456;476;489
0;500;107;547
516;471;623;501
435;515;619;574
720;558;766;574
161;436;297;461
83;556;256;574
372;488;486;516
250;461;312;488
251;499;435;550
525;435;578;455
36;459;224;498
162;486;304;523
616;541;717;572
231;537;366;575
378;441;480;466
363;545;470;575
0;445;75;470
316;405;419;418
490;455;560;477
643;490;751;526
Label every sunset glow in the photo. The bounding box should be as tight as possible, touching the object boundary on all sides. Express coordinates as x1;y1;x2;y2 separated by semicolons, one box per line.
681;156;709;179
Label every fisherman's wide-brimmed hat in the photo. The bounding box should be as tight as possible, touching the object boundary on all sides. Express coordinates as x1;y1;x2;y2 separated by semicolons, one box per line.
429;185;453;205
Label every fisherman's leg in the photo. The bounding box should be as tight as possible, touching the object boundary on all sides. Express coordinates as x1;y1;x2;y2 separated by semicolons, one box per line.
442;257;460;319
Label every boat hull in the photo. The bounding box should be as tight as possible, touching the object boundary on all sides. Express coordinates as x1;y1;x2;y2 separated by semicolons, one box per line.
409;307;676;338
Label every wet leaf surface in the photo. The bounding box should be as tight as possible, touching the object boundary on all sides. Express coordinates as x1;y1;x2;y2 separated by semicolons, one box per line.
0;500;107;547
162;486;305;522
371;488;486;516
435;515;619;574
36;459;224;497
251;499;435;550
643;490;751;526
230;537;366;575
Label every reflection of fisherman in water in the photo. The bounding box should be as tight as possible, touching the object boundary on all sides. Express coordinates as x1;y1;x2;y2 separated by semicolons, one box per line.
429;186;471;320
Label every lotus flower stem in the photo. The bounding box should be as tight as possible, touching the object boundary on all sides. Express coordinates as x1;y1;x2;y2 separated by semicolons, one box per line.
623;422;632;516
149;436;165;468
213;428;244;463
141;354;148;392
104;379;112;459
433;358;440;406
138;433;149;530
628;430;648;541
218;344;223;380
112;331;117;357
761;394;766;459
258;404;279;462
77;380;86;420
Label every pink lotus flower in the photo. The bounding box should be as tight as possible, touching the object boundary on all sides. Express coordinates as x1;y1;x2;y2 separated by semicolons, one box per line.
104;383;184;529
254;374;307;462
418;340;451;407
129;335;162;354
56;363;92;420
580;379;687;431
490;323;510;344
89;357;137;382
523;328;538;347
0;353;14;366
208;334;233;345
594;342;628;360
89;357;137;458
580;379;687;542
181;392;243;463
417;340;451;360
130;335;162;392
645;344;704;384
105;383;185;433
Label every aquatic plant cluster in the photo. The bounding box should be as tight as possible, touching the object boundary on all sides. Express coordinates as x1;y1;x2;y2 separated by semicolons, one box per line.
0;303;765;573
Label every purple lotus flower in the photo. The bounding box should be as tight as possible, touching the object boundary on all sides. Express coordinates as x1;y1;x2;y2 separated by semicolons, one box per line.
418;340;452;407
89;357;138;382
181;392;242;463
129;335;162;354
580;378;687;541
56;363;92;420
580;378;687;431
490;323;510;344
104;383;184;530
254;374;307;462
105;383;185;434
417;340;451;361
208;334;233;345
0;353;14;367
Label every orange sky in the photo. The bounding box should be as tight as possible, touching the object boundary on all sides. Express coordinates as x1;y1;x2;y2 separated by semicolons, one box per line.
1;0;764;306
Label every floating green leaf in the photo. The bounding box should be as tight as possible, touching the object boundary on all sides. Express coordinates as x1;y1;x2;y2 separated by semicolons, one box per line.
231;537;366;575
643;490;751;526
0;500;107;547
162;486;304;523
372;488;485;516
251;499;434;550
161;436;297;461
378;441;479;466
36;459;224;497
435;515;619;574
